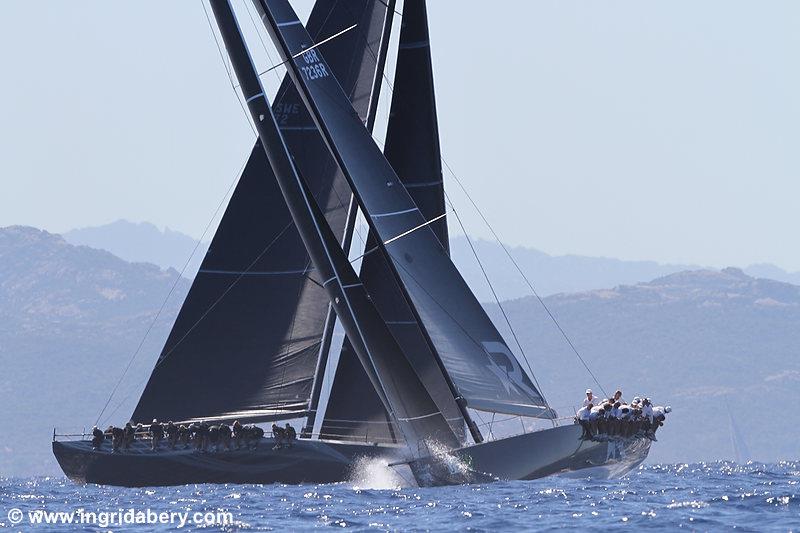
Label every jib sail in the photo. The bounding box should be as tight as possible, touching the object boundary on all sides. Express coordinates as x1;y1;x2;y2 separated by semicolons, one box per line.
259;0;553;419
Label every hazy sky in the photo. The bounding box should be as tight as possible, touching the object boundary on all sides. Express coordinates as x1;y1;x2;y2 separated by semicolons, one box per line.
1;1;798;270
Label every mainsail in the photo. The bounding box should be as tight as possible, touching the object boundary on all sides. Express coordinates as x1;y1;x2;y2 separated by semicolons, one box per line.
209;0;460;449
132;0;392;424
259;0;554;420
321;0;463;444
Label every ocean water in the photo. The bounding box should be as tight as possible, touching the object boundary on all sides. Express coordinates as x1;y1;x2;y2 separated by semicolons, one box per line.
2;462;798;531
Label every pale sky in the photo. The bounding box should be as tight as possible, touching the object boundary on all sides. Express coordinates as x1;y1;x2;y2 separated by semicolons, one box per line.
1;1;798;270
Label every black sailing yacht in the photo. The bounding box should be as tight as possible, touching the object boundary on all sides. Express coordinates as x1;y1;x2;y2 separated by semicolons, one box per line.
53;0;652;487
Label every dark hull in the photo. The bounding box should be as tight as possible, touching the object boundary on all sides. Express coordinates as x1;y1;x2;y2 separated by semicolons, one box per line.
53;425;651;487
53;438;400;487
408;424;651;486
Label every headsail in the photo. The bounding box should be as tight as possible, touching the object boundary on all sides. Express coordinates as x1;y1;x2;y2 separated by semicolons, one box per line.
258;0;554;419
322;0;464;444
209;0;460;449
132;0;391;425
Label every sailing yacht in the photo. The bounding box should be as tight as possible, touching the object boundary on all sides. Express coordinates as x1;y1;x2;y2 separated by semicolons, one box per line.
53;0;653;487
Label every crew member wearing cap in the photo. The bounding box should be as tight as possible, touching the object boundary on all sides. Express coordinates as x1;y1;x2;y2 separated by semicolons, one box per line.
583;389;596;408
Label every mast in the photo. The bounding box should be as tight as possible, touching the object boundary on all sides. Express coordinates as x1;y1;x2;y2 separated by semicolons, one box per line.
209;0;459;450
321;0;473;444
303;0;396;439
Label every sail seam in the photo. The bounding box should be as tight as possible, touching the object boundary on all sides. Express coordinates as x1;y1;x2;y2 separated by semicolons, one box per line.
399;40;429;50
199;269;311;275
372;206;419;218
245;91;265;103
404;180;443;188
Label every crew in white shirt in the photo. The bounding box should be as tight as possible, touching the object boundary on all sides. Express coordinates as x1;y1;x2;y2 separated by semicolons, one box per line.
641;399;654;421
583;389;596;408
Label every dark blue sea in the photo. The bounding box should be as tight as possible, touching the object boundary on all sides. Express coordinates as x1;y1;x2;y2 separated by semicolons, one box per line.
2;462;798;531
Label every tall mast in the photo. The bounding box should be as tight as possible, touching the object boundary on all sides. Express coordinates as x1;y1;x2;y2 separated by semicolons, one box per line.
209;0;459;450
303;0;397;439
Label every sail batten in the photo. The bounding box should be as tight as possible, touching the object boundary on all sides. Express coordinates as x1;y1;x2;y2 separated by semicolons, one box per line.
131;0;391;425
258;0;553;421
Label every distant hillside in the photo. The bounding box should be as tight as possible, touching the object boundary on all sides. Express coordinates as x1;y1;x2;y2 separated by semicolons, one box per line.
3;225;799;475
64;219;207;273
450;236;698;300
487;267;800;464
0;226;189;476
451;236;800;301
62;220;800;298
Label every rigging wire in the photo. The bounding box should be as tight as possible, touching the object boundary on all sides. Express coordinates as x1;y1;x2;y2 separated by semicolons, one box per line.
95;153;248;427
240;0;283;85
99;1;381;427
349;2;608;400
202;0;258;136
441;159;609;399
100;217;299;426
443;190;555;425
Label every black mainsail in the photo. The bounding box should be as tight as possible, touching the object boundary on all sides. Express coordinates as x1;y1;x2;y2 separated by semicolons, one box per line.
209;0;460;449
259;0;554;420
321;0;462;444
132;0;392;425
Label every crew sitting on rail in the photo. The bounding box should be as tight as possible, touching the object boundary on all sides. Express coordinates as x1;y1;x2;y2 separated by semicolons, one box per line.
575;389;671;441
178;424;190;449
285;423;297;448
246;424;264;449
272;423;285;449
149;419;164;451
91;426;104;450
232;420;244;449
95;419;272;453
123;422;135;450
111;426;124;452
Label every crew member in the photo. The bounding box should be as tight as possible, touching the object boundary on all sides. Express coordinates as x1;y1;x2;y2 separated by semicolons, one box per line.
111;426;124;452
165;421;178;450
91;426;104;450
232;420;243;449
219;423;232;451
150;419;164;451
583;389;596;408
272;423;285;449
576;404;594;439
285;423;296;448
123;422;135;450
208;425;220;452
251;425;264;449
178;424;190;449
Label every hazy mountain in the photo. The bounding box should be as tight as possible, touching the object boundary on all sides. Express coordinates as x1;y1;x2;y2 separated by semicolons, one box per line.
62;220;800;298
486;267;800;464
64;219;208;274
451;236;800;301
0;226;189;476
450;236;699;300
3;225;798;476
